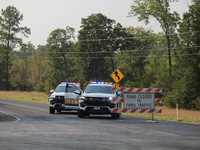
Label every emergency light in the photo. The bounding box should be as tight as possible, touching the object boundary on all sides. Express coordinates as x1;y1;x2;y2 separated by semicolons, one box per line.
61;82;80;85
91;81;113;85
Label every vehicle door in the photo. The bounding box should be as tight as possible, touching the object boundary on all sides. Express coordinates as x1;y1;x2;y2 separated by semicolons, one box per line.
65;84;82;105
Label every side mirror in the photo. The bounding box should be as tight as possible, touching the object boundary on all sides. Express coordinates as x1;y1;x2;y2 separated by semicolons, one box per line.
50;90;54;94
117;91;121;97
75;90;81;95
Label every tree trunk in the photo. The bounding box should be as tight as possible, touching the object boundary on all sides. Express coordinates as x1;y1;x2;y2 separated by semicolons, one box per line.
6;51;9;90
6;38;10;91
166;34;171;75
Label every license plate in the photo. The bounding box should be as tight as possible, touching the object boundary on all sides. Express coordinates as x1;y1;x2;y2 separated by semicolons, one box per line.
94;106;101;110
65;98;76;104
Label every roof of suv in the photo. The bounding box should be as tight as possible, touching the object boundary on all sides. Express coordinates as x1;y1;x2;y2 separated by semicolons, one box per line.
58;82;80;87
87;84;114;87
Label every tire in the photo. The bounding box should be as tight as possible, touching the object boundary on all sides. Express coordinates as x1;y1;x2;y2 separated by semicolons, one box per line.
49;107;55;114
111;113;120;119
78;109;85;118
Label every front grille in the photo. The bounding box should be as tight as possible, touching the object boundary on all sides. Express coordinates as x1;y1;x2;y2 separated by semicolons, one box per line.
84;97;115;107
55;96;64;103
86;107;110;114
50;96;64;104
86;97;109;101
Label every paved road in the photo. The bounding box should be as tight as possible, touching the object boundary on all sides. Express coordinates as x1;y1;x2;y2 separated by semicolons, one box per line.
0;99;200;150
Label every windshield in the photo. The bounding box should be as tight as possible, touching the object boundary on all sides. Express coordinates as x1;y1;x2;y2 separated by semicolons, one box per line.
55;84;78;93
85;85;113;94
55;86;66;92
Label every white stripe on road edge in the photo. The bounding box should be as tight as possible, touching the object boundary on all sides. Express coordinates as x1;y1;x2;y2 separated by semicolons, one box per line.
0;110;20;123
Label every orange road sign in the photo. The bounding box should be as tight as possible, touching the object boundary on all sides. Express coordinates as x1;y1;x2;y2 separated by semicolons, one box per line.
110;68;124;83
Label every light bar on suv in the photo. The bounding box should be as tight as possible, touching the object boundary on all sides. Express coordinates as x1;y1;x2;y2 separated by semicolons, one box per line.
61;82;80;85
90;81;113;85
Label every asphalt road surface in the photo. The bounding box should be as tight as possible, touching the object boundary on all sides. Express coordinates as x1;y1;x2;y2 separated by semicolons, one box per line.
0;98;200;150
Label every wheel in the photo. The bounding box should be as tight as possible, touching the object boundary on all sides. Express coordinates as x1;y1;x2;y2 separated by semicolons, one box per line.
78;109;85;118
111;113;120;119
49;106;55;114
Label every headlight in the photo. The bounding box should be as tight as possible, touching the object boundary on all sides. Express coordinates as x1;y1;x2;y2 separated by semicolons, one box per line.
50;95;56;98
80;96;87;100
49;95;56;101
109;97;113;101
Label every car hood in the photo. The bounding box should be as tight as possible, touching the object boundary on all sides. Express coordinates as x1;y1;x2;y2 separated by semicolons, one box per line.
51;92;65;97
82;93;116;98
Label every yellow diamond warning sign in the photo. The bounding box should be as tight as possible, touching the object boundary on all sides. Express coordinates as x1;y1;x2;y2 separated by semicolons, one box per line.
110;68;124;83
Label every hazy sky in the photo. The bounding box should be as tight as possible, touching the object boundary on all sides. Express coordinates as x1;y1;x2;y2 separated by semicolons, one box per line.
1;0;193;48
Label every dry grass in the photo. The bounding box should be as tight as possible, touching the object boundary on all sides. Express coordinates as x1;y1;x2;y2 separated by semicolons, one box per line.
123;106;200;124
0;91;49;105
0;91;200;124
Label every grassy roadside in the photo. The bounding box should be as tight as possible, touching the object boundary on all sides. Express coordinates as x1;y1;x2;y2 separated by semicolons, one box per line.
0;91;49;105
0;91;200;124
123;106;200;124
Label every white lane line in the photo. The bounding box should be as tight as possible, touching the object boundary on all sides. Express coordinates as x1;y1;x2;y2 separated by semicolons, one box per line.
0;110;20;123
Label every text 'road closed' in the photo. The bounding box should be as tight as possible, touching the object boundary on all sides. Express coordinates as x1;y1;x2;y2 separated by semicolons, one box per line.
124;93;154;109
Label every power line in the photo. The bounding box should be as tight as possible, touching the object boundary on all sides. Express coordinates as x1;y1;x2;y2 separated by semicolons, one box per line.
1;29;200;45
1;46;200;54
78;30;200;42
15;45;200;54
1;52;199;59
184;0;190;6
32;30;200;43
21;19;200;35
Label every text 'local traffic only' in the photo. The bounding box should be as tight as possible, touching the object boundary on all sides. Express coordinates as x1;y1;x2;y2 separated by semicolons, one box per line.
124;93;154;109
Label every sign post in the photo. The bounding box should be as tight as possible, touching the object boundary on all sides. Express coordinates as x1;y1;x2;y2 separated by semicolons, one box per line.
176;103;178;119
114;83;119;87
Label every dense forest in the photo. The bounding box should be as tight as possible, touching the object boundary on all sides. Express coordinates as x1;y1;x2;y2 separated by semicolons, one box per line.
0;0;200;110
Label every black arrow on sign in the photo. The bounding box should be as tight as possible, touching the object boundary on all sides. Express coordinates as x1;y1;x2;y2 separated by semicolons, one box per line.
114;71;120;80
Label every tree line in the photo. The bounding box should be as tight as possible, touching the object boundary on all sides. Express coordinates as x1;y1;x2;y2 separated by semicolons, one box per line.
0;0;200;110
